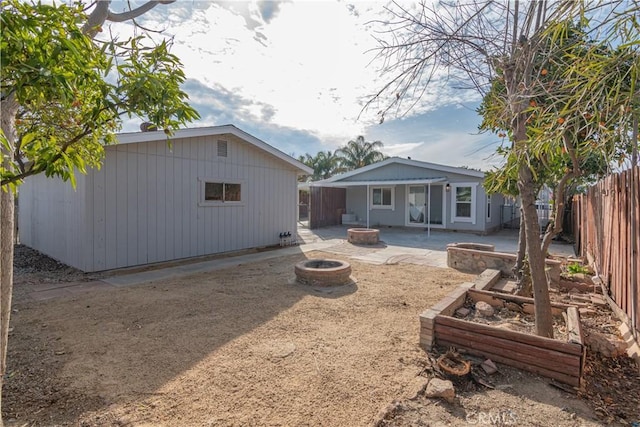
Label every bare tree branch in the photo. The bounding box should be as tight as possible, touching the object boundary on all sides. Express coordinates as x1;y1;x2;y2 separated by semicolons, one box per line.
83;0;175;37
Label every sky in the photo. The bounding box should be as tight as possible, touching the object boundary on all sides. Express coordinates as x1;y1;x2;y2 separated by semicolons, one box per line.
107;0;504;170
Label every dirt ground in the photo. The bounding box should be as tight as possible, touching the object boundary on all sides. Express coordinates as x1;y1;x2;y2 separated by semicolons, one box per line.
3;247;638;426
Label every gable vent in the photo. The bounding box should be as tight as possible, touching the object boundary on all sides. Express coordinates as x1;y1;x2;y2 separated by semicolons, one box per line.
217;140;228;157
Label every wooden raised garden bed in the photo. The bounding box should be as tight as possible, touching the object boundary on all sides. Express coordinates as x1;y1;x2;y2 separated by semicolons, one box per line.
420;283;585;388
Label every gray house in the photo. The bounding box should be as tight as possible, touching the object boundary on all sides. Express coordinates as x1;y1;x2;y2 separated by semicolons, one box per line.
19;125;312;272
311;157;503;234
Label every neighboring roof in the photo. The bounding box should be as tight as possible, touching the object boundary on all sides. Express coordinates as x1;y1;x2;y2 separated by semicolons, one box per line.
309;177;447;187
116;124;313;174
320;157;485;183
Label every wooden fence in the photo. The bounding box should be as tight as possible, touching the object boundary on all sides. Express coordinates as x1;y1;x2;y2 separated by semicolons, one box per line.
309;187;346;229
573;166;639;336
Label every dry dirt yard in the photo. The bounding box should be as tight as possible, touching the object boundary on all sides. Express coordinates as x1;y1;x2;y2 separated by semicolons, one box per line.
3;246;634;426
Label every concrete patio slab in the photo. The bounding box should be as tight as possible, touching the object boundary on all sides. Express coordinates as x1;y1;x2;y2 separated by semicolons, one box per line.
29;224;575;300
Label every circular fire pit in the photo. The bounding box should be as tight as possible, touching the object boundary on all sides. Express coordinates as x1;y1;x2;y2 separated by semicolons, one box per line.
295;259;352;287
347;228;379;245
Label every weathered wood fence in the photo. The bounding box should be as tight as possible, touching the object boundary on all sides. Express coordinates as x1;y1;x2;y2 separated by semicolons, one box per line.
573;166;639;336
309;187;346;229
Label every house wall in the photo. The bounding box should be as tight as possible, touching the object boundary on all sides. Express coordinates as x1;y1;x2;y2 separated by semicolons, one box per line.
341;163;491;232
20;133;300;272
345;185;408;227
484;193;505;232
18;173;91;270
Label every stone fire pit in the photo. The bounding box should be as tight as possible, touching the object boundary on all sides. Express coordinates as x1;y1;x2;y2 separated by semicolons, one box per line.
347;228;379;245
295;259;352;287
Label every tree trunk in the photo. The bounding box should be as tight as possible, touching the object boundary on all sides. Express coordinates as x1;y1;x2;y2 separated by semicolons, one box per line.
540;171;573;256
513;208;527;280
517;161;554;338
0;95;19;427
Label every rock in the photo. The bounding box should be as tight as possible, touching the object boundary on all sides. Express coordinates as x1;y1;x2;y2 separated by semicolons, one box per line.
405;375;429;399
455;307;471;317
585;330;628;357
481;359;498;375
572;273;594;285
424;378;455;403
475;301;495;317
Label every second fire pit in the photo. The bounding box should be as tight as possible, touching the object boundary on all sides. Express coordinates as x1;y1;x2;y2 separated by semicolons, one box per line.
347;228;380;245
295;259;352;287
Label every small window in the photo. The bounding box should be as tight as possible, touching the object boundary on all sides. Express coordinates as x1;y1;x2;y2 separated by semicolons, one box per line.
217;140;228;157
451;183;477;224
205;182;224;201
371;187;394;210
202;181;242;204
487;195;491;220
456;187;472;217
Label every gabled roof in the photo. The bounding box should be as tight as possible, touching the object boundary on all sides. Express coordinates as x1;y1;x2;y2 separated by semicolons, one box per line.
319;157;485;183
116;124;313;174
309;177;447;187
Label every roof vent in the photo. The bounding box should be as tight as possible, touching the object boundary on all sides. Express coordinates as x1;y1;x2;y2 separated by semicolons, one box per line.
217;140;228;157
140;122;157;132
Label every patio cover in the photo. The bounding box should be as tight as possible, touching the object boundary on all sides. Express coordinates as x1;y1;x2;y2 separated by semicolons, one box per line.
308;177;448;236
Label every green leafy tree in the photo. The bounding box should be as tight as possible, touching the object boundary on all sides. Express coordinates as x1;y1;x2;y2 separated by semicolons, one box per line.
366;0;638;338
335;135;387;171
480;22;635;282
0;1;199;419
298;150;342;181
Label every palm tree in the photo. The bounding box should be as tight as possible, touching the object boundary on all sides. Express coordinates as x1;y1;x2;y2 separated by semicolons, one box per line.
335;136;387;171
298;150;341;181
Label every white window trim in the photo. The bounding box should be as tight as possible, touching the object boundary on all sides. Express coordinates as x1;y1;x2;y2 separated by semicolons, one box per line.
198;177;245;207
370;186;395;210
450;182;477;224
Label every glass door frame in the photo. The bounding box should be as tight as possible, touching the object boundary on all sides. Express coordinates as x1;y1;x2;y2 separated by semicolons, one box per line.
405;184;446;228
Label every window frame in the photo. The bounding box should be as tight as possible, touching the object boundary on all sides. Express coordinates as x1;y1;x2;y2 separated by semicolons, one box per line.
199;178;245;206
487;194;491;221
450;183;477;224
370;186;395;210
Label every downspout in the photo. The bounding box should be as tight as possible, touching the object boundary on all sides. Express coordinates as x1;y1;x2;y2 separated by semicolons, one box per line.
427;182;432;238
296;182;300;223
366;185;370;228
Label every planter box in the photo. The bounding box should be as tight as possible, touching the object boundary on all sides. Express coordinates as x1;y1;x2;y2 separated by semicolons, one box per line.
420;286;585;387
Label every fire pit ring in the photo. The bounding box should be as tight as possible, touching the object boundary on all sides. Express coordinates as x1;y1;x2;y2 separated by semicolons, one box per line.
295;259;352;287
347;228;379;245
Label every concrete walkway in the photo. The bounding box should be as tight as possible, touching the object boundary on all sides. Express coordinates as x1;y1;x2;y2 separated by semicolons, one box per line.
26;225;576;301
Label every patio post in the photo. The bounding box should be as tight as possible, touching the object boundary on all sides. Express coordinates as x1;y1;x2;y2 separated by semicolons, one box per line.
366;184;370;228
427;182;431;238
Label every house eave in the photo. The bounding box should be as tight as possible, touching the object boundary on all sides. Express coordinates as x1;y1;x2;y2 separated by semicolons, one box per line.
115;124;313;174
310;177;447;187
322;157;485;182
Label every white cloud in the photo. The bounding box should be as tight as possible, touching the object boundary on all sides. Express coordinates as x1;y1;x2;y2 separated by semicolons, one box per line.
121;2;382;140
96;1;490;166
405;132;503;171
382;142;424;157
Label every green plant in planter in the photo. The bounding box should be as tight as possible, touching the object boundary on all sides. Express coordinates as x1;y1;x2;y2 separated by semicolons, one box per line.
567;262;590;275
